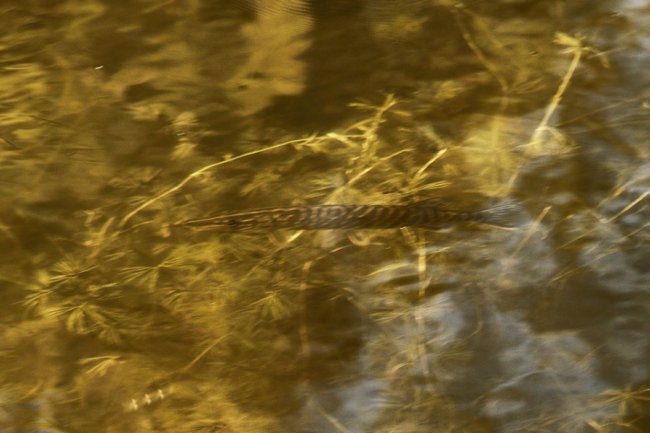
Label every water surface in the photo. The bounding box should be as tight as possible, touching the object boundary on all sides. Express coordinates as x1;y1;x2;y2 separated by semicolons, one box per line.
1;1;649;432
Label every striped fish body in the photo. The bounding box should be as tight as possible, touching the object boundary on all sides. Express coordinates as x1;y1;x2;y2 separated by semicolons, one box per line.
176;204;504;231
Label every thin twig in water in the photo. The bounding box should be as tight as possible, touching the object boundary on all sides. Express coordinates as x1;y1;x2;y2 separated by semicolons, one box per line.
313;401;354;433
119;135;316;228
511;206;551;256
605;191;648;223
527;33;584;152
299;261;313;362
450;5;508;93
179;336;226;373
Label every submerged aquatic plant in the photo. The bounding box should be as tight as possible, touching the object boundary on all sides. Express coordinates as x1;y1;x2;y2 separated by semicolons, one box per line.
1;2;648;432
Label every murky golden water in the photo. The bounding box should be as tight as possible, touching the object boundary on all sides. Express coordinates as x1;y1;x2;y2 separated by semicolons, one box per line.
1;1;649;432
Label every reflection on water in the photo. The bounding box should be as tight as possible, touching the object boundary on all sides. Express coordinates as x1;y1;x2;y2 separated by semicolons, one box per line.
1;1;649;432
227;0;311;115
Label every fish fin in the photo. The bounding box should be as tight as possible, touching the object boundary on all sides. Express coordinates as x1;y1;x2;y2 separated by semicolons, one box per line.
479;199;527;228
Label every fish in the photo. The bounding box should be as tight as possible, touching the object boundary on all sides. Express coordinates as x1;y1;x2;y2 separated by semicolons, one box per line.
174;201;519;231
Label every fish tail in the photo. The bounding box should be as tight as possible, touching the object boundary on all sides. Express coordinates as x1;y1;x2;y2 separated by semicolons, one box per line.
478;199;525;228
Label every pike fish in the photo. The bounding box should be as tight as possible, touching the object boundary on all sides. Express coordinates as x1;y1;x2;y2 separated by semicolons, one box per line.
175;202;518;231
